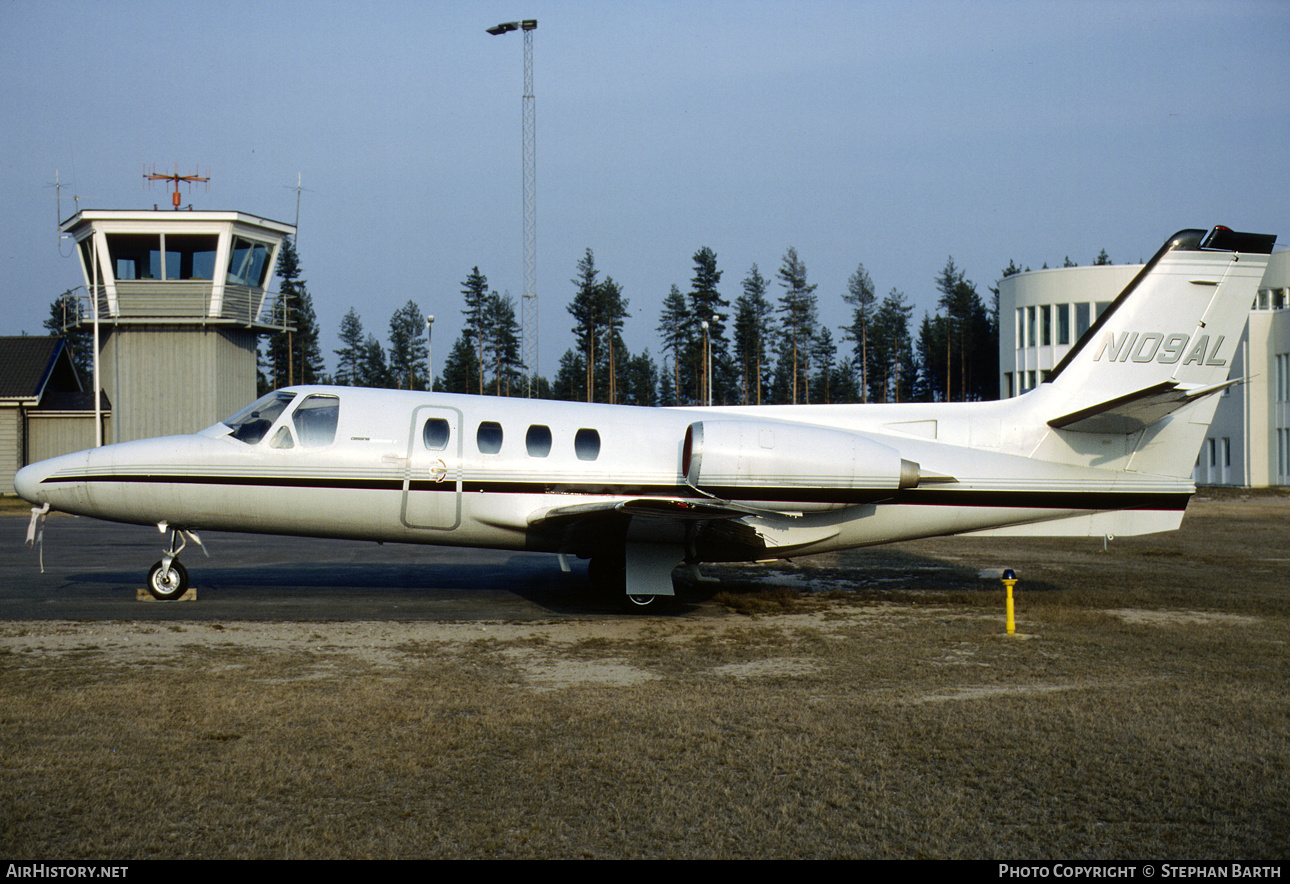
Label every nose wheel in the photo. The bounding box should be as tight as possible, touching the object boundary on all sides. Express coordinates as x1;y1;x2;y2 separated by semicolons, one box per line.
144;525;204;600
147;559;190;600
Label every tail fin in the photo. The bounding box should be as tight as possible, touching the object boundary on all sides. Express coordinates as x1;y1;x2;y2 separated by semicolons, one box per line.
1037;226;1275;476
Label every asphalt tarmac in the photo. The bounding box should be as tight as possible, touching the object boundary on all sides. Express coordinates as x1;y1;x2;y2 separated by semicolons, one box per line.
1;512;718;621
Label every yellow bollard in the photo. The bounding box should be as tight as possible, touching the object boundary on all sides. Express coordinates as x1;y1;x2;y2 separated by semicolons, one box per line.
1001;569;1018;635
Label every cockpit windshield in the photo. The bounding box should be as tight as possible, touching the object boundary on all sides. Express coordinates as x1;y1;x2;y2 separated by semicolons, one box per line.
222;391;297;444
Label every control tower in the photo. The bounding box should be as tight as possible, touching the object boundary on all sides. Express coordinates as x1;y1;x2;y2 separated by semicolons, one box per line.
59;209;295;443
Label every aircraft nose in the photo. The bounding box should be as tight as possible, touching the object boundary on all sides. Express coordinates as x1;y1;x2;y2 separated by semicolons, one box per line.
13;461;47;505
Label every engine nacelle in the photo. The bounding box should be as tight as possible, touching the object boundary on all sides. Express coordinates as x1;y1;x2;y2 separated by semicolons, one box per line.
682;420;920;511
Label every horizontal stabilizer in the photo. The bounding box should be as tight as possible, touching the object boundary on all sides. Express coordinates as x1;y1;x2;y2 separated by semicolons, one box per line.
1048;378;1242;434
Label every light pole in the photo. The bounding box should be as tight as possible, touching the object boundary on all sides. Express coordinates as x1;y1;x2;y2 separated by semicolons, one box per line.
701;320;710;407
487;19;538;397
426;315;434;392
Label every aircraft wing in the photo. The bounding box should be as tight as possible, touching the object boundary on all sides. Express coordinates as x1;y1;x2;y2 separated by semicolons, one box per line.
1047;378;1242;434
527;496;751;527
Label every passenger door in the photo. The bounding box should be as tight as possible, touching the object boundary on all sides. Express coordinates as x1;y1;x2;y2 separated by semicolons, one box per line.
402;405;463;530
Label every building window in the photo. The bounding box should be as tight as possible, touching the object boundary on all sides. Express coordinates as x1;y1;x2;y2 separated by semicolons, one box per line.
1026;306;1037;349
1075;303;1091;338
1057;304;1071;345
1041;305;1052;346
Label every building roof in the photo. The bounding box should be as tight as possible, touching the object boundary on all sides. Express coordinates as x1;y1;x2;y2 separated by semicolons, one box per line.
0;336;67;402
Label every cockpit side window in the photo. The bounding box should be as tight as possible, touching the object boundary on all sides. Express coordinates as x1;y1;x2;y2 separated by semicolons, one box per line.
292;394;340;448
223;391;296;444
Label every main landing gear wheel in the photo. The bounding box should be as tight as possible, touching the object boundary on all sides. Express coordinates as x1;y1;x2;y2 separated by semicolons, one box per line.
147;559;189;600
623;592;669;612
589;552;674;613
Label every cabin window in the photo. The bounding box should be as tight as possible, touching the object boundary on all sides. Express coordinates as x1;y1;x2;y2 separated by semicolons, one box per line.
269;426;295;449
574;428;601;461
526;424;552;457
423;418;450;450
223;391;296;444
477;421;503;454
292;394;339;448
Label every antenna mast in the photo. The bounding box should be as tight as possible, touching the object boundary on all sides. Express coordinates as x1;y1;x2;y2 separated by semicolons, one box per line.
143;163;210;209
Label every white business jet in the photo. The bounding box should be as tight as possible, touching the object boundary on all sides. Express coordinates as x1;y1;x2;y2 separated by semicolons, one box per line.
13;226;1276;608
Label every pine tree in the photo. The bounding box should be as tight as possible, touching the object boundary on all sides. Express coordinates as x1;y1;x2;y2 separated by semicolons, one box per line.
486;290;524;395
870;289;915;402
619;349;659;406
733;265;774;405
387;300;429;390
597;277;630;403
44;291;92;380
935;257;994;402
440;334;481;394
776;247;817;404
460;267;491;395
657;284;694;405
689;247;731;404
358;334;392;388
568;249;600;402
334;308;366;386
260;236;323;390
842;263;876;403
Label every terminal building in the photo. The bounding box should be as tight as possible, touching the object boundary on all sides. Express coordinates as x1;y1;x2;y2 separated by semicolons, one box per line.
998;247;1290;487
2;207;294;495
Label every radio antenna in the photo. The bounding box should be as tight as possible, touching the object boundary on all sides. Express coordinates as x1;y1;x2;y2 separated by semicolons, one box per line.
144;163;210;209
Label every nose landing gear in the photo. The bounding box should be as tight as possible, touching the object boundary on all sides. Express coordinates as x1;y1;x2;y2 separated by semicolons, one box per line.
145;525;205;601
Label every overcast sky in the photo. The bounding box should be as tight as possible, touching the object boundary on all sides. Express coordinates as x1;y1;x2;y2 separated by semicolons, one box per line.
2;0;1287;379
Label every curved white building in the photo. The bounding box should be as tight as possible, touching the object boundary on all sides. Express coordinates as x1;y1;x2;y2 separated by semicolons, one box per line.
998;249;1290;486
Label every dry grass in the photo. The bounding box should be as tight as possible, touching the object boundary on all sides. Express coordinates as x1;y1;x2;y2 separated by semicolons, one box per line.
3;493;1289;858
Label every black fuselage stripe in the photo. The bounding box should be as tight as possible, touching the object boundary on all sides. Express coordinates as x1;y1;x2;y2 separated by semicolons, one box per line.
44;473;1191;511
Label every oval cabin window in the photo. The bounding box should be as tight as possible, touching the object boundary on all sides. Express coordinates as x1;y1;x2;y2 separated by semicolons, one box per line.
574;428;601;461
477;421;504;455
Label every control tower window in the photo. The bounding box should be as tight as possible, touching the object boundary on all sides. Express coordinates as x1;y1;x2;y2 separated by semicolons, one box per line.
107;234;161;280
164;234;219;280
227;237;274;287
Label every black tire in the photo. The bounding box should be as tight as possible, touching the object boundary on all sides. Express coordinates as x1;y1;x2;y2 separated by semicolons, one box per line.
147;559;189;600
621;592;672;613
